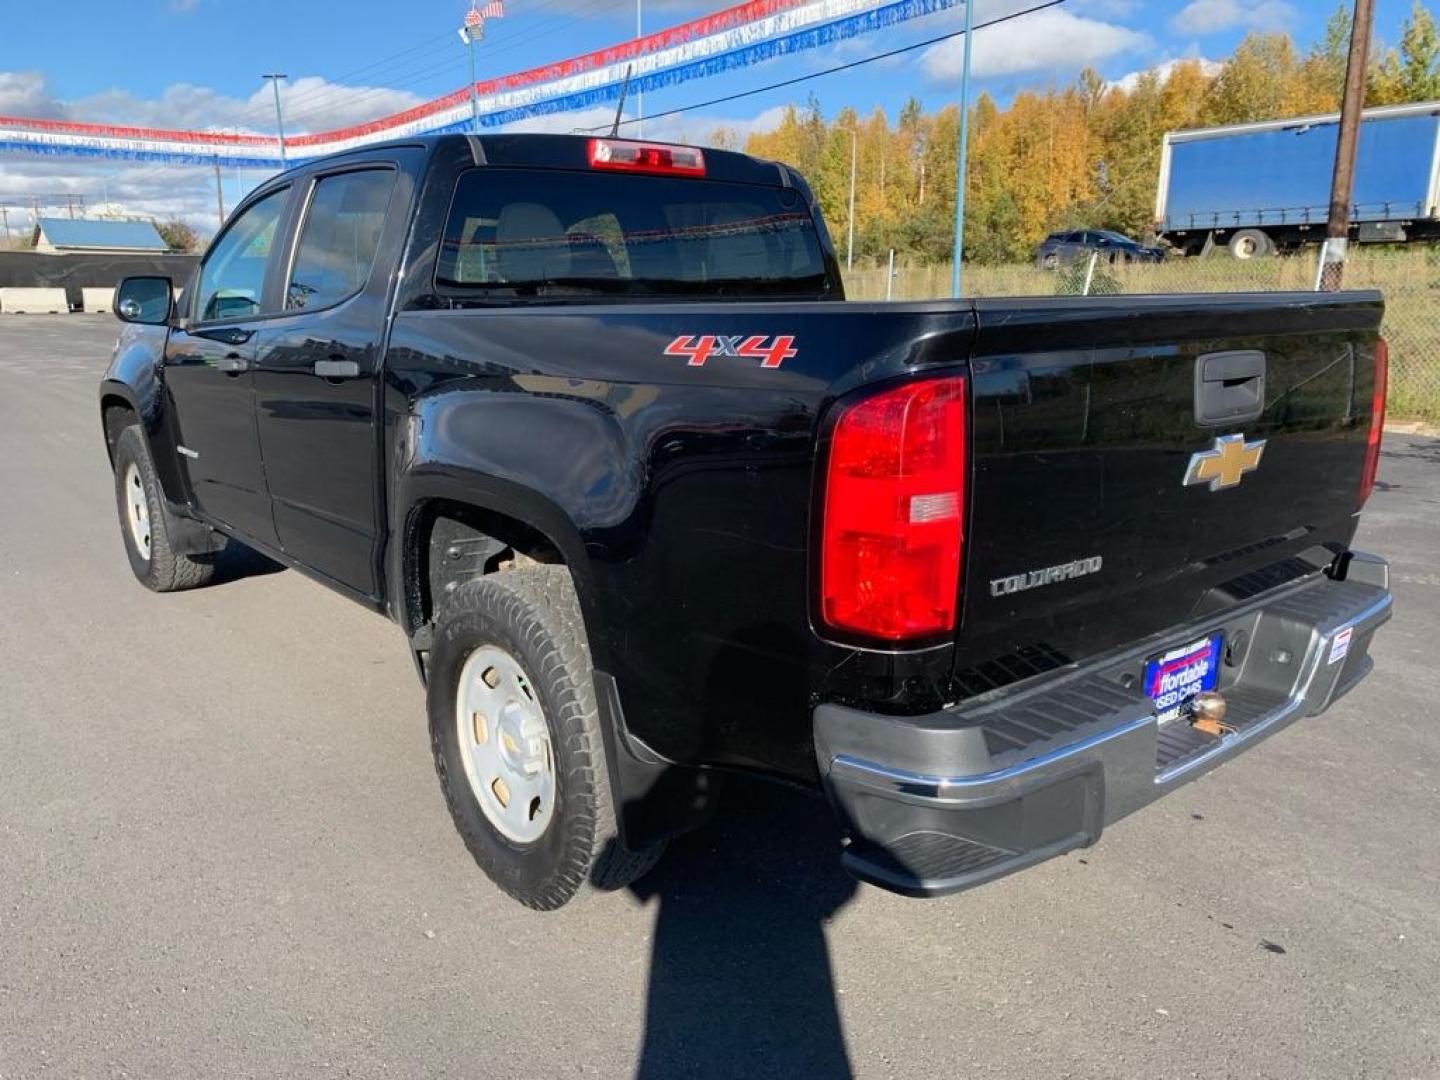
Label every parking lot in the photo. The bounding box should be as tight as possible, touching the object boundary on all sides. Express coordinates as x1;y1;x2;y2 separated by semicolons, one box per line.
1;313;1436;1079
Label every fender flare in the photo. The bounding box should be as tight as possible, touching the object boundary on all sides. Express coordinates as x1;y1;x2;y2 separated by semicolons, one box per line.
392;468;609;670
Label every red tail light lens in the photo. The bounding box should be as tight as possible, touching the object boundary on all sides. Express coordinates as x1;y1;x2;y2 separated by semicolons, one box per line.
1360;338;1388;506
821;376;967;642
588;138;705;177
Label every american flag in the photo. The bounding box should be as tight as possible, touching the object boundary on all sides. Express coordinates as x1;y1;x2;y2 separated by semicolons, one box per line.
480;0;505;17
463;5;483;27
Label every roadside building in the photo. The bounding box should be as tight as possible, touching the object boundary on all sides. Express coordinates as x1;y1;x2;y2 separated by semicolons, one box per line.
31;218;169;255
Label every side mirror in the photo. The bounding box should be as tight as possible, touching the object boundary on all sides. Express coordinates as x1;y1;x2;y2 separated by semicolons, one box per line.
114;276;174;326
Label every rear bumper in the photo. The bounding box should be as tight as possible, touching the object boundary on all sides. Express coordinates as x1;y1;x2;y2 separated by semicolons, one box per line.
814;554;1392;897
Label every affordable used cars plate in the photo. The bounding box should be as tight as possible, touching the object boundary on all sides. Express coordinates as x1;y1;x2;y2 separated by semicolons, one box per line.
1145;633;1223;724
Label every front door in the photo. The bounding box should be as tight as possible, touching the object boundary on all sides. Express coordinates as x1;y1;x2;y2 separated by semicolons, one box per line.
164;186;291;547
252;167;399;597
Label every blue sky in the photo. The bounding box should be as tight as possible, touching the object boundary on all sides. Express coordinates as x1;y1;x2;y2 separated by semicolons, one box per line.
0;0;1427;228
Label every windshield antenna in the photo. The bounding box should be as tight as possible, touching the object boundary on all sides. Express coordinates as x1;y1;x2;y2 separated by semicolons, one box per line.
609;65;633;138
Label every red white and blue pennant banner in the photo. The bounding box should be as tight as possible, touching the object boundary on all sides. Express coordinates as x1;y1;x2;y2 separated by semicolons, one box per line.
0;0;959;167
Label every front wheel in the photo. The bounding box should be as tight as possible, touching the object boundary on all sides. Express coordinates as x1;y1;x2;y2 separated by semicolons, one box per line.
427;565;663;910
112;426;218;592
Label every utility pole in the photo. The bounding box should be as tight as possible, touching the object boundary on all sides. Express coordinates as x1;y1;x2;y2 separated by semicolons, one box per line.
1320;0;1374;291
213;158;226;226
1;208;10;244
261;73;288;168
949;0;976;299
846;126;857;272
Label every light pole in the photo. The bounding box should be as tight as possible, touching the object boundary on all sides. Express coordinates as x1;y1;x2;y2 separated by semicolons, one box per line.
949;0;975;299
459;7;483;134
214;157;225;226
635;0;644;137
261;73;288;167
847;126;857;271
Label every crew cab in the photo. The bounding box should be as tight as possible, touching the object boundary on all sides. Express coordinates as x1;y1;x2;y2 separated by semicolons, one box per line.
100;134;1392;908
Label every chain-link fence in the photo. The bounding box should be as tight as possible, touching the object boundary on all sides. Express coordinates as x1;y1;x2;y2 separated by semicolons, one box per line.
843;248;1440;422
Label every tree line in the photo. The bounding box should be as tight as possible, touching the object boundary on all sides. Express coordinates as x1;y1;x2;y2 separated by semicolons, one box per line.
708;2;1440;264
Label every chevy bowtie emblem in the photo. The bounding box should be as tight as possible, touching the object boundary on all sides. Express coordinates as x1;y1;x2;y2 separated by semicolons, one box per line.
1184;434;1267;491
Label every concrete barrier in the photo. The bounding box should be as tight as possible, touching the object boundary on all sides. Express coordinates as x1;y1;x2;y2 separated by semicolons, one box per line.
81;287;115;314
0;287;69;314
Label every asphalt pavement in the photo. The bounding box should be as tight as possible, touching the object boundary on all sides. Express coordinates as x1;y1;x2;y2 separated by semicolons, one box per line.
1;314;1436;1079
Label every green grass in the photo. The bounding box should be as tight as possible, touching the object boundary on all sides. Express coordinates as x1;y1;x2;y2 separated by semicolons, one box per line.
843;248;1440;422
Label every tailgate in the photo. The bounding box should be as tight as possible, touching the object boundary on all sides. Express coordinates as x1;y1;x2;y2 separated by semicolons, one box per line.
954;292;1384;696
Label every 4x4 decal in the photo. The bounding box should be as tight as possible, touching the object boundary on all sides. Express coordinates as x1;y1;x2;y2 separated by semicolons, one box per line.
664;335;797;370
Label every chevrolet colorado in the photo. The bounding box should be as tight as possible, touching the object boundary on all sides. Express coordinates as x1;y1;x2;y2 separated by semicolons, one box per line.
100;133;1392;909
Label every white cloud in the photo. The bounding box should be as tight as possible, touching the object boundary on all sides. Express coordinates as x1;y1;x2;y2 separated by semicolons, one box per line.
1069;0;1141;16
0;70;425;236
0;70;793;240
921;7;1151;84
501;103;790;146
1108;57;1224;93
68;76;423;136
0;69;423;138
1170;0;1296;36
0;158;246;238
0;71;65;118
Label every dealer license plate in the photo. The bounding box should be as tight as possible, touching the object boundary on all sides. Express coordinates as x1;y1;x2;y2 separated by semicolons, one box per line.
1144;633;1223;724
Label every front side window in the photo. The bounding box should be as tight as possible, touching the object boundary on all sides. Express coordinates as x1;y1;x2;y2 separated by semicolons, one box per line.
195;188;288;323
286;170;396;311
436;168;830;301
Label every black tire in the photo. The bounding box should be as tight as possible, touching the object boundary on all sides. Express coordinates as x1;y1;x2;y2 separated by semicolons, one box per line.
428;565;663;910
112;425;217;592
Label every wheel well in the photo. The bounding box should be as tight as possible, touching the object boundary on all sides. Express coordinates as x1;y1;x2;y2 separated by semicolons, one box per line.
101;396;137;464
409;500;565;635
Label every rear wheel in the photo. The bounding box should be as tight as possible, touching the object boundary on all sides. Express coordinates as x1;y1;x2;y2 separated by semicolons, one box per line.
427;565;663;909
1228;229;1273;260
112;425;217;592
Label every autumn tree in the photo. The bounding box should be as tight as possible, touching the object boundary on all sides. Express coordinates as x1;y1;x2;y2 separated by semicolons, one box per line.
1370;1;1440;104
737;5;1438;266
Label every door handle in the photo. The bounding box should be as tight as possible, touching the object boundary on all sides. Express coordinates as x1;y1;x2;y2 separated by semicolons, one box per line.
217;353;249;376
314;358;360;380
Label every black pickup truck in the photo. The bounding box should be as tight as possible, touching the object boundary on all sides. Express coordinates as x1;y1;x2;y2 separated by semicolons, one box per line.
101;133;1393;909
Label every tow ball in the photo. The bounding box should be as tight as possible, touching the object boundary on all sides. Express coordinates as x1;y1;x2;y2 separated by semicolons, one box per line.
1189;691;1235;737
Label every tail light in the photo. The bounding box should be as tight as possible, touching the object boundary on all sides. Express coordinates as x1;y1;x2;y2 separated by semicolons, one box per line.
820;375;967;642
1359;338;1388;506
588;138;705;177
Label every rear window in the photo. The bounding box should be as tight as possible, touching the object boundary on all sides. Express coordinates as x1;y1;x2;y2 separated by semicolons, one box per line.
436;168;831;300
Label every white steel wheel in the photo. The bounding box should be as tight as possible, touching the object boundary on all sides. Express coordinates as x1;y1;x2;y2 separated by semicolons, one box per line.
455;644;556;844
123;462;152;561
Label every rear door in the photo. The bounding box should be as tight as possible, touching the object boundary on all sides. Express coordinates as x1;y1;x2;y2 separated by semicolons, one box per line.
251;164;405;597
954;292;1383;693
164;185;292;548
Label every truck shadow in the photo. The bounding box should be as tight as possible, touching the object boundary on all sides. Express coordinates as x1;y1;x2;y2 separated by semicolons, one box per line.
628;777;858;1079
208;540;287;587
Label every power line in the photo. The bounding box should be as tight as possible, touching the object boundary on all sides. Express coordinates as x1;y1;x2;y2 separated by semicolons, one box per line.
576;0;1067;133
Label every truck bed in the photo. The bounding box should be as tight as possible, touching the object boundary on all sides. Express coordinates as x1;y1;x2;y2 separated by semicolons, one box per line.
387;290;1385;787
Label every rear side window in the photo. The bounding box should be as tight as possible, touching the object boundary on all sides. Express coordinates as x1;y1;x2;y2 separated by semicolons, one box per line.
436;168;830;300
286;169;395;312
